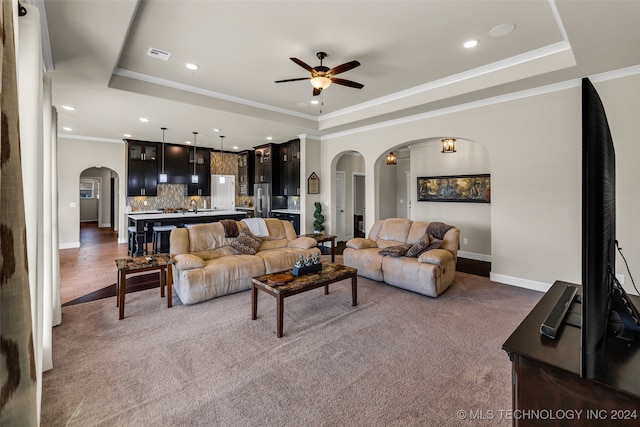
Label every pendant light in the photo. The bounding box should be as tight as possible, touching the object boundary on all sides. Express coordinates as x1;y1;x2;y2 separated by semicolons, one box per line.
159;127;168;183
219;135;226;184
191;132;199;184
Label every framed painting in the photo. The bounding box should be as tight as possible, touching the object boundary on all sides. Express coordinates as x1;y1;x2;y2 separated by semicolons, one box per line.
417;174;490;203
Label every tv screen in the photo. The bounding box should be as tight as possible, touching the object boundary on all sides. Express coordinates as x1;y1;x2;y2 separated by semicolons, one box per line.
581;77;617;379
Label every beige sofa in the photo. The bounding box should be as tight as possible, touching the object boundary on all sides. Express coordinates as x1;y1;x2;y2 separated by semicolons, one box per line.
169;219;321;305
343;218;460;297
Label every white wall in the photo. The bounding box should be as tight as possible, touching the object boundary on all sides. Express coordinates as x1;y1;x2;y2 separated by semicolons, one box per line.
320;73;640;294
410;139;491;260
58;139;126;247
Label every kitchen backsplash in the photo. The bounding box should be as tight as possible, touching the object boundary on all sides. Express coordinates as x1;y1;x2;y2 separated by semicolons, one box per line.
126;184;210;211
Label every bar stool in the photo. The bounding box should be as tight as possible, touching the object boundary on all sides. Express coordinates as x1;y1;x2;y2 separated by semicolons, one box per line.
127;226;148;256
151;225;176;254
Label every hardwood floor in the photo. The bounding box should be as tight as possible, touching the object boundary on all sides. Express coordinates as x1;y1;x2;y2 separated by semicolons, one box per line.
59;222;128;305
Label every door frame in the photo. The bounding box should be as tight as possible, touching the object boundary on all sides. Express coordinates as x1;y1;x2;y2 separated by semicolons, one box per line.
335;170;346;241
352;172;365;238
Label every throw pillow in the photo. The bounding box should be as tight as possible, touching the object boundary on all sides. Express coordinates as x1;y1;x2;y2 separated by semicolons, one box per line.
230;229;263;255
405;233;442;257
173;254;206;270
379;244;412;257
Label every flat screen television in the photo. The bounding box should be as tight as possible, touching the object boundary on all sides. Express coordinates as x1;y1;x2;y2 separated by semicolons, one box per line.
581;77;640;379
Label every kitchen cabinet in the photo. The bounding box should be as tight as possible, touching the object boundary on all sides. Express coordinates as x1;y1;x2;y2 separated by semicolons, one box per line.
278;139;300;196
162;143;189;184
254;144;278;188
237;150;254;195
127;140;159;196
187;148;210;196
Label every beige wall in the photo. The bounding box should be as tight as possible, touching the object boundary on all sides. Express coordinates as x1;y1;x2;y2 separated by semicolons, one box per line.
319;74;640;293
58;139;126;247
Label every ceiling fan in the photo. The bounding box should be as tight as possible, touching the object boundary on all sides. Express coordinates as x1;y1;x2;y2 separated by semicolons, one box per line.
275;52;364;96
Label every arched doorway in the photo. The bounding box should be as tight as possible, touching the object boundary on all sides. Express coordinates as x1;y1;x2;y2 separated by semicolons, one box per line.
79;167;119;245
335;151;365;241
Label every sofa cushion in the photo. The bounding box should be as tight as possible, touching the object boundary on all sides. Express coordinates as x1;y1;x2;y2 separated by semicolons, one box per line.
288;236;318;250
405;233;442;257
231;230;263;255
378;218;412;243
173;253;206;270
188;223;228;253
379;244;412;257
346;238;377;250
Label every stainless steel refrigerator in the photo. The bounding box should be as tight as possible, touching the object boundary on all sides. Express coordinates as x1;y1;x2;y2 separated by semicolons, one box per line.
254;183;270;218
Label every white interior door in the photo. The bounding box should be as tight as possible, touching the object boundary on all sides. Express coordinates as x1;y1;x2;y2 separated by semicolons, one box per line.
335;171;346;241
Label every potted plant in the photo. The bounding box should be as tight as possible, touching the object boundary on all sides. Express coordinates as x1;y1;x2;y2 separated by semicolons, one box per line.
313;202;325;234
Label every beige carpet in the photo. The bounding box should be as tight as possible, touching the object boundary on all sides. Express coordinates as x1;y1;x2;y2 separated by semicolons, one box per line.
42;271;541;426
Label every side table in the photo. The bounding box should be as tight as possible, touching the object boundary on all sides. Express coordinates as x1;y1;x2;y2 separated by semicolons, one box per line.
300;233;337;262
114;254;173;319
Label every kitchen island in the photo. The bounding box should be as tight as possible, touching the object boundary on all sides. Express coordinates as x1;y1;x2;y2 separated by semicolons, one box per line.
127;209;247;255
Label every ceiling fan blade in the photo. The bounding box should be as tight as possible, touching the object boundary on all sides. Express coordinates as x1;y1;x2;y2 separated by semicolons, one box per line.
275;77;311;83
329;60;360;76
290;57;314;73
330;78;364;89
313;87;323;96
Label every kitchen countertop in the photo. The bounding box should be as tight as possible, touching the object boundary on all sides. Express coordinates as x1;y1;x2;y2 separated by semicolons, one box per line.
236;206;254;210
271;209;301;214
127;210;246;221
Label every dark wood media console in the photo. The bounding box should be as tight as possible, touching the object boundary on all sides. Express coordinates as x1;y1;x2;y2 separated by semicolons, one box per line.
503;281;640;426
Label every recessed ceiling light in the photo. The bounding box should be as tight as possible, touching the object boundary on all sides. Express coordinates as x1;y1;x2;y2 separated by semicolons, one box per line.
185;141;192;145
185;63;199;71
310;100;320;105
139;117;150;122
463;39;479;49
213;128;221;132
232;146;239;150
490;23;516;38
124;133;132;138
62;105;75;111
62;127;73;131
266;136;273;141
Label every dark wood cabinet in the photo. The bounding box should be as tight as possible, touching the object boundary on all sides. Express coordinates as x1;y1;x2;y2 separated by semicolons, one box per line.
162;144;189;184
254;144;276;185
278;139;300;196
127;141;159;196
187;148;210;196
503;282;640;426
238;150;255;196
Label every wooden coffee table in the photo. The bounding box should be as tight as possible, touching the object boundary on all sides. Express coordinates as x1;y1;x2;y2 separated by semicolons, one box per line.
251;263;358;337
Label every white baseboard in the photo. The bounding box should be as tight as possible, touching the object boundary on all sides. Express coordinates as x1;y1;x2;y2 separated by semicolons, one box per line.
490;273;550;293
118;238;127;244
458;251;491;262
59;242;80;249
99;223;111;228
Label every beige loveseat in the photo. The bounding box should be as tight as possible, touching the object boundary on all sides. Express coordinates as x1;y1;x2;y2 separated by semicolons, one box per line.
169;219;321;305
343;218;460;297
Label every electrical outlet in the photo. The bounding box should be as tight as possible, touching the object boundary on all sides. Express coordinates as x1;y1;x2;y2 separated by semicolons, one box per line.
143;201;148;206
463;238;468;245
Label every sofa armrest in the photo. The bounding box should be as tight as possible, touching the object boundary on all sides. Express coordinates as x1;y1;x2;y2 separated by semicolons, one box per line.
417;249;453;267
288;236;318;250
173;253;206;270
346;238;377;250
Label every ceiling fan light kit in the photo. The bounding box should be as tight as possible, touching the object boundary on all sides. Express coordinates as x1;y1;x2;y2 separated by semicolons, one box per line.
275;51;364;96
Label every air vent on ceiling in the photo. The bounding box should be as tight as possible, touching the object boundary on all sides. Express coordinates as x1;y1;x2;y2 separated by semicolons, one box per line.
146;47;171;61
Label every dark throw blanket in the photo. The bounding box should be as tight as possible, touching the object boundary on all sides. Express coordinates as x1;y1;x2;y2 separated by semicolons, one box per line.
426;222;454;240
220;219;239;238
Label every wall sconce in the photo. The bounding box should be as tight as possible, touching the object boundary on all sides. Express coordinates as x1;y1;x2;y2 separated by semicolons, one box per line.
386;152;397;165
441;138;457;153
